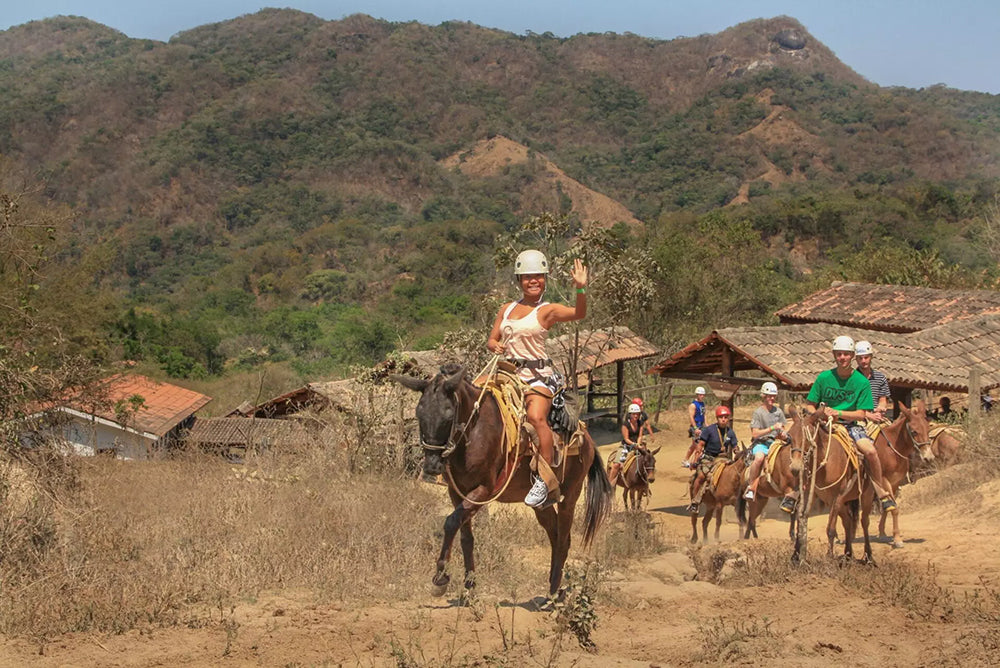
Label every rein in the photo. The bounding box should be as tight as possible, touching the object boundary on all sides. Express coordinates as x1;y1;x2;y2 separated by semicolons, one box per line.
440;354;526;507
802;415;856;498
420;354;504;458
879;419;929;460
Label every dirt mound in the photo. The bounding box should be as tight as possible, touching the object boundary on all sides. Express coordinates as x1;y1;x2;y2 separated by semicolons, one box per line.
441;136;644;229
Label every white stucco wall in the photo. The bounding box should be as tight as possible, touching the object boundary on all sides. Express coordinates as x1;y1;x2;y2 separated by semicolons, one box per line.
59;415;157;460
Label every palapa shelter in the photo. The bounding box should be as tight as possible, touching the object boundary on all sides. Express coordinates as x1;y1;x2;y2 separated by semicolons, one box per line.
776;281;1000;333
548;326;659;422
648;317;1000;408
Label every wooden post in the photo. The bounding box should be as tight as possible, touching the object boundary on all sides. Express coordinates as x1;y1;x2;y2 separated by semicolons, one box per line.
969;368;982;420
721;348;735;411
616;360;625;427
586;371;595;414
654;381;669;424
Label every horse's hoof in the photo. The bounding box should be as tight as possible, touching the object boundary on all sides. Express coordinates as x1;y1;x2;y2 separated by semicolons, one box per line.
430;582;448;597
892;541;904;549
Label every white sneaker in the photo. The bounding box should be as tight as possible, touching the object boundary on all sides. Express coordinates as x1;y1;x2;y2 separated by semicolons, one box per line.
524;476;549;507
744;489;755;500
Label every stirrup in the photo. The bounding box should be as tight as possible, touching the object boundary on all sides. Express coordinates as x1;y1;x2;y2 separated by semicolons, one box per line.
880;497;897;513
524;475;549;508
779;496;796;514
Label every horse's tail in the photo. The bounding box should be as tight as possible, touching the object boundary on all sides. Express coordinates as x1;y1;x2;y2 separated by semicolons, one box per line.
583;445;614;547
737;495;747;525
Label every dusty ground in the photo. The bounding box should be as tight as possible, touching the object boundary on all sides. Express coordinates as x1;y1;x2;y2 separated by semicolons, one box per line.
1;407;997;666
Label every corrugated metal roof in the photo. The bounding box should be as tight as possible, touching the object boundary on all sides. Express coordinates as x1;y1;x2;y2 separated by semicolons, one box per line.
185;417;308;447
649;317;1000;393
73;375;212;437
775;282;1000;332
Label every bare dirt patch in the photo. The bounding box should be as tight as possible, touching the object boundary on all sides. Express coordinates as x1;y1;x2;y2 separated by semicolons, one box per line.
442;136;644;229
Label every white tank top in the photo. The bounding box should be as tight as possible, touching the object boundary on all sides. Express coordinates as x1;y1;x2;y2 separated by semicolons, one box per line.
500;301;553;382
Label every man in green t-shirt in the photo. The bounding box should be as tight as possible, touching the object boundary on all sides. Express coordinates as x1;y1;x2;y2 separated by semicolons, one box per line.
806;335;896;513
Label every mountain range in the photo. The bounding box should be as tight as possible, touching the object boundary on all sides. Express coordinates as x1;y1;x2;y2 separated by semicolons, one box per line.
1;10;998;380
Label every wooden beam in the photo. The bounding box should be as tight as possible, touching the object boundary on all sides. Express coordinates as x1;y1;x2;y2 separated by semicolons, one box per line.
616;360;625;427
660;373;786;390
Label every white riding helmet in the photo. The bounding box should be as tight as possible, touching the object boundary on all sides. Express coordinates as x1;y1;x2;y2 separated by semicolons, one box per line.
832;335;855;352
761;381;778;396
855;340;873;356
695;386;706;396
627;403;642;414
514;249;549;275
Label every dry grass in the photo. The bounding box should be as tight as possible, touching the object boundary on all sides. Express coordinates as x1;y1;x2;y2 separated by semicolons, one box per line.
0;421;666;642
904;409;1000;510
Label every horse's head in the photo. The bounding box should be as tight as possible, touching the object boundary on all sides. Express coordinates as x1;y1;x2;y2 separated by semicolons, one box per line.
785;403;822;473
638;445;660;483
392;364;466;476
899;400;934;461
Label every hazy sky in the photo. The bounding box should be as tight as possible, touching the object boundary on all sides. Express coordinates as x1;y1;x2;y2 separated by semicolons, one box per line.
3;1;998;94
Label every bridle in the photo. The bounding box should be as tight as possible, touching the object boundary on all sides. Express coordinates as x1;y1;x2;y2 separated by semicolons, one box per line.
881;419;930;460
419;393;471;459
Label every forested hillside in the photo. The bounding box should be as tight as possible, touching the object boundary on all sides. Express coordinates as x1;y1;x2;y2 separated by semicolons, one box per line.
1;9;999;389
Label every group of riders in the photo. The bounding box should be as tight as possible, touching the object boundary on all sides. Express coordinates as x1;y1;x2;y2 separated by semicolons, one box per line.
487;248;909;514
682;334;899;516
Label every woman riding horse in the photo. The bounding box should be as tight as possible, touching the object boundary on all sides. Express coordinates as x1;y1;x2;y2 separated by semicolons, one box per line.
487;250;588;509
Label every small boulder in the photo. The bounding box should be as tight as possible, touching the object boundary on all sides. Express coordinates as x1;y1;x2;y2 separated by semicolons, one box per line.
774;29;806;50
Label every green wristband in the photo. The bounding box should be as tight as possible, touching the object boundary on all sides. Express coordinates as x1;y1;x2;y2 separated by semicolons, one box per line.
576;288;586;294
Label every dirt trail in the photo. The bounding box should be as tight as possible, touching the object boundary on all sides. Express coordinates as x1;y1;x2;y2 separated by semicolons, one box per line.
2;407;997;666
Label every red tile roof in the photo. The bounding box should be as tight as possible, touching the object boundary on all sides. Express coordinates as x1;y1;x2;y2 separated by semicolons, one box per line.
775;282;1000;332
72;375;212;437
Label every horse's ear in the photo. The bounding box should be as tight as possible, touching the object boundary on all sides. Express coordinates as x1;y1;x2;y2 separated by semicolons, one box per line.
898;403;913;419
650;446;661;455
391;374;430;392
442;366;465;393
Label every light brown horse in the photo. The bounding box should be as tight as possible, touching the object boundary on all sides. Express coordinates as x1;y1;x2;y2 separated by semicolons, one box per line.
791;406;874;563
394;365;614;598
928;424;964;467
871;401;933;548
609;445;660;511
691;451;747;543
739;438;802;542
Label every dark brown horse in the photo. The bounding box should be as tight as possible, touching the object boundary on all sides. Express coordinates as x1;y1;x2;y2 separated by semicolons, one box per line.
739;438;802;542
394;365;614;598
791;406;874;563
609;445;660;511
691;452;747;543
871;402;933;548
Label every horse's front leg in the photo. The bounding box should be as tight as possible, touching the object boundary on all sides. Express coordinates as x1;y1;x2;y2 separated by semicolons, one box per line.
713;505;723;542
825;504;840;558
459;520;477;591
889;503;902;549
432;496;479;596
700;502;712;543
859;495;874;563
